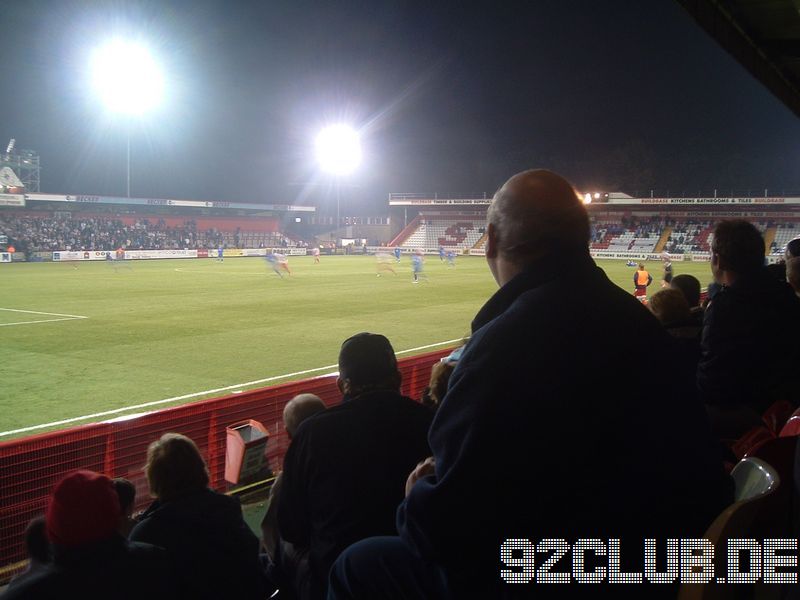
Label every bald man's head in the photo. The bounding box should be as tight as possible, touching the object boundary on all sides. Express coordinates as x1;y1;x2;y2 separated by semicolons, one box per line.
486;169;590;286
487;170;589;272
283;393;326;438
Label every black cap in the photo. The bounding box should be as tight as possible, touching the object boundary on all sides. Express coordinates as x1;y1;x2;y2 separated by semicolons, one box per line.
338;333;398;386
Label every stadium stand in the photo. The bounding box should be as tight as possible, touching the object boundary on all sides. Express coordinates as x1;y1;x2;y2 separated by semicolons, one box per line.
387;211;800;259
771;223;799;255
0;213;295;254
391;216;485;250
663;221;714;253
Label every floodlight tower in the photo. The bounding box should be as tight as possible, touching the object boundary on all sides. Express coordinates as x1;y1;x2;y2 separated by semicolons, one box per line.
91;40;164;197
315;124;362;237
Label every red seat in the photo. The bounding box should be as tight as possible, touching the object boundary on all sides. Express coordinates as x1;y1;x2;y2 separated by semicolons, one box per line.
729;426;775;461
762;399;795;435
780;407;800;437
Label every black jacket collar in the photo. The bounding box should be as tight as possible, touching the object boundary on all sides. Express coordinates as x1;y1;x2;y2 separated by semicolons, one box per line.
471;251;596;333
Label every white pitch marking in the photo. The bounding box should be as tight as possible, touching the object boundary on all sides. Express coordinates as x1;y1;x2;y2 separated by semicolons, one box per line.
0;338;462;438
0;308;88;327
0;318;88;327
0;307;88;319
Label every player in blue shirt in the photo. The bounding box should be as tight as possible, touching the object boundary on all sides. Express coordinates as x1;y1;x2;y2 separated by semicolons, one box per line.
265;251;283;278
394;247;401;263
446;250;456;268
438;246;445;262
217;246;224;262
411;251;427;283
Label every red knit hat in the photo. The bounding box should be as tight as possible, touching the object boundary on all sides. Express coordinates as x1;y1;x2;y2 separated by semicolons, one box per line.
46;470;121;547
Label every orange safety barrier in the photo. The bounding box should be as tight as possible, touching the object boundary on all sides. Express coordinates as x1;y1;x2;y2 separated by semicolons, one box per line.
0;348;451;577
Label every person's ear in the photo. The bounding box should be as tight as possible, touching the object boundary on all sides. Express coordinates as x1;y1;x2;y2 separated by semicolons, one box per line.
392;370;402;390
485;223;499;259
336;377;346;395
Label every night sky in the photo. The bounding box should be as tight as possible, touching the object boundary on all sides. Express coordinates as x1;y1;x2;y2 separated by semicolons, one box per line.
1;0;799;214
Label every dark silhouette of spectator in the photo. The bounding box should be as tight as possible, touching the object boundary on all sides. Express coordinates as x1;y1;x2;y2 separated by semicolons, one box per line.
698;220;800;438
766;262;787;283
3;470;175;600
112;478;137;537
5;516;50;592
786;237;800;260
670;273;703;326
420;346;464;410
788;258;800;297
703;281;723;309
277;333;433;600
649;288;692;327
787;238;800;296
261;393;327;597
129;433;272;600
328;170;731;599
649;288;702;374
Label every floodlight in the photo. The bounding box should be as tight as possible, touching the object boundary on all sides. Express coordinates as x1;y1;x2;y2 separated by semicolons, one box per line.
91;40;164;115
583;193;592;204
315;125;362;176
594;192;600;199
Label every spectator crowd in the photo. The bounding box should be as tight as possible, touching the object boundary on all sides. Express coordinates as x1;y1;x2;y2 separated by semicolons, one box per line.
3;169;800;599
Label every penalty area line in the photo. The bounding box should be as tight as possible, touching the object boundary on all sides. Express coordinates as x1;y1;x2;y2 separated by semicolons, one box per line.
0;338;462;439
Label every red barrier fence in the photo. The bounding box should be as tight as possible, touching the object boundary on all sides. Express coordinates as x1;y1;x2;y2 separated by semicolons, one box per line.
0;348;450;575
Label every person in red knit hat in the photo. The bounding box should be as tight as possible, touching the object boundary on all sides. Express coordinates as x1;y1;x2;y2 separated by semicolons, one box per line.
3;470;176;600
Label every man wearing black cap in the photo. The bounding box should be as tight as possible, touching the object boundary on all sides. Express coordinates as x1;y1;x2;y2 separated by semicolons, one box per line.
277;333;432;600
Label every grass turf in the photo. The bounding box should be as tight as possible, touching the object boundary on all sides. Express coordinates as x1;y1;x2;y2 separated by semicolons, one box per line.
0;255;714;439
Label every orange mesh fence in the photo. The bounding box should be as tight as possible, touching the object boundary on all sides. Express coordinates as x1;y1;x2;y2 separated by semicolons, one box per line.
0;348;451;577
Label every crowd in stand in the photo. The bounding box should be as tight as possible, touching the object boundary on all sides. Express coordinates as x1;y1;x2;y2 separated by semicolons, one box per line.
0;215;213;254
4;169;800;599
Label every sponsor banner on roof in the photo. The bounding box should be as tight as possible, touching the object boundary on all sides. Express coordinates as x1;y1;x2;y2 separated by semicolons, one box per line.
607;197;800;206
25;193;315;212
389;198;492;206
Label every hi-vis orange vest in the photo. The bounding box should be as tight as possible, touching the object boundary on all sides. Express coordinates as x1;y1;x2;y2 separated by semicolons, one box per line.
636;270;650;286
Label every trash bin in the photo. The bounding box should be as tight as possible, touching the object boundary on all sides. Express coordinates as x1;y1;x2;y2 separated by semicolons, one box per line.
225;419;270;484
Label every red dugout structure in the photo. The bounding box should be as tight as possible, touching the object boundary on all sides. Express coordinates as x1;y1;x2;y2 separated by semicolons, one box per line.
0;348;450;578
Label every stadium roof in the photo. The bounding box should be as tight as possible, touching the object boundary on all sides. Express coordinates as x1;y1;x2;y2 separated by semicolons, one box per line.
677;0;800;118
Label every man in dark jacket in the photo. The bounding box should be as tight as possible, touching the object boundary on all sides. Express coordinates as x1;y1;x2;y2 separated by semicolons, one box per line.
329;169;732;599
698;220;800;437
277;333;433;600
4;470;176;600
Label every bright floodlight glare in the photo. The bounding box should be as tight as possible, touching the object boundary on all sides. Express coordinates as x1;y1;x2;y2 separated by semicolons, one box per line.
583;193;592;204
315;125;362;176
91;40;164;115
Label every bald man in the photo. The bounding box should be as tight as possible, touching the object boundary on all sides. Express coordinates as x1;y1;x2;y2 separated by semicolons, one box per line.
261;394;326;596
329;170;732;599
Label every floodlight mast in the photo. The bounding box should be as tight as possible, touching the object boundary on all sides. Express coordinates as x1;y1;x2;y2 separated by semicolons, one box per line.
91;40;164;197
315;125;362;237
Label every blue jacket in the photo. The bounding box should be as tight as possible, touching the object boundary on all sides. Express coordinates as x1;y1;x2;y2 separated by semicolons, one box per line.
397;252;732;593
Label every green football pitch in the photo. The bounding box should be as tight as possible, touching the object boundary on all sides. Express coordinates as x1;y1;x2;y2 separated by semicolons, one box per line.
0;256;714;440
